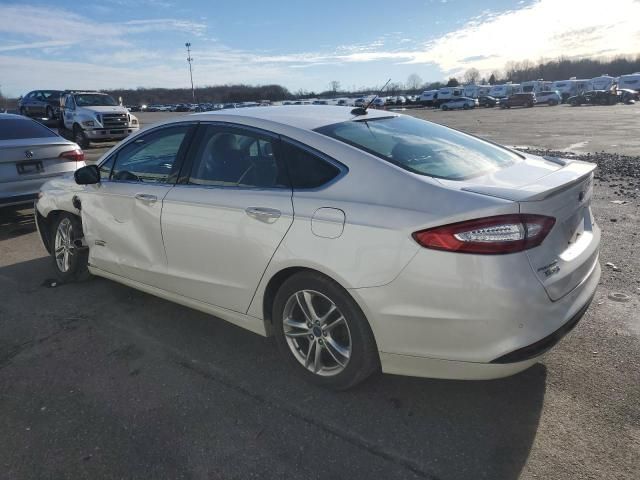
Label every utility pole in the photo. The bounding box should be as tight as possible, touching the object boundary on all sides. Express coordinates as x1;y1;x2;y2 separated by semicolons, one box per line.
185;42;196;104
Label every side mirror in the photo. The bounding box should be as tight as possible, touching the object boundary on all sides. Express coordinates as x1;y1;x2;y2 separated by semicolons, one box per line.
74;165;100;185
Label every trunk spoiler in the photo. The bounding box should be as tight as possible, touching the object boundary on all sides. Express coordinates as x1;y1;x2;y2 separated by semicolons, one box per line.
462;160;596;202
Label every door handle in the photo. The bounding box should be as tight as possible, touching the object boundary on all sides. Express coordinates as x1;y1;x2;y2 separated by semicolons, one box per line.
245;207;281;222
135;193;157;203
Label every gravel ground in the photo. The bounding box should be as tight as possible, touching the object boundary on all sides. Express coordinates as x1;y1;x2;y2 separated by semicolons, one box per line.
1;117;638;479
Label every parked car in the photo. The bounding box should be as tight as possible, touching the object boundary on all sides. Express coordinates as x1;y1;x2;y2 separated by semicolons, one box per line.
372;97;386;108
0;113;84;207
535;91;562;106
18;90;63;119
58;91;140;149
34;106;600;389
567;90;622;106
500;93;536;108
477;96;498;108
395;96;406;105
440;97;477;110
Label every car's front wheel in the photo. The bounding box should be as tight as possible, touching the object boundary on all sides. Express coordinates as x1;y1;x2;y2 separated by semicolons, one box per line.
73;124;90;149
273;271;379;390
50;213;90;282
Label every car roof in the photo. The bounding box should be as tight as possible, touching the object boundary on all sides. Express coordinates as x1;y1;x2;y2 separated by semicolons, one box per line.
0;113;31;120
192;105;396;131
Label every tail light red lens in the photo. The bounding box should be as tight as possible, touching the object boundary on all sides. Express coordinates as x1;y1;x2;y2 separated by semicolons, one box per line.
412;214;556;254
59;149;85;162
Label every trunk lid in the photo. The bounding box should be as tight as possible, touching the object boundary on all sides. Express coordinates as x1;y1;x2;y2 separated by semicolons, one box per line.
0;138;82;184
440;154;599;301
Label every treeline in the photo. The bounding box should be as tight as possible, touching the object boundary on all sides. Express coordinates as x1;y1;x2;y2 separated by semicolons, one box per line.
107;84;292;105
487;55;640;85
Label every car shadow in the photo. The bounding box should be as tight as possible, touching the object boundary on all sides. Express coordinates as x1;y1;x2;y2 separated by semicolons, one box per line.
1;256;546;480
0;206;36;240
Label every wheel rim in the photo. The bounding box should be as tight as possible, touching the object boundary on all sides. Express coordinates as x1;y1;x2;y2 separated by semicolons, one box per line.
282;290;352;377
54;218;74;273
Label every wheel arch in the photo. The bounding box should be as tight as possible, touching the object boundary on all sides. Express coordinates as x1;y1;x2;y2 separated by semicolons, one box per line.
260;266;375;339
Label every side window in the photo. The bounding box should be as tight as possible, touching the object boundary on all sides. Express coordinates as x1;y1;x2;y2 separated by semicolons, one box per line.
111;126;189;183
99;155;115;180
188;126;288;188
281;141;341;189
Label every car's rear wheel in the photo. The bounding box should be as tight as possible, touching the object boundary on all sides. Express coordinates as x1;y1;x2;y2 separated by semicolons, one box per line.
73;124;89;149
273;271;379;390
50;213;90;282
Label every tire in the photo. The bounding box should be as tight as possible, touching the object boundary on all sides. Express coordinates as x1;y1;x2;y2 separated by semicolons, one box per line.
73;124;90;149
463;104;470;110
50;213;90;283
46;106;54;119
19;107;26;117
273;271;379;390
441;105;448;111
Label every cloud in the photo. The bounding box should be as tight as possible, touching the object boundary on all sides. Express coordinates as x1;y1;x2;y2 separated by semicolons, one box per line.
404;0;640;75
0;0;639;96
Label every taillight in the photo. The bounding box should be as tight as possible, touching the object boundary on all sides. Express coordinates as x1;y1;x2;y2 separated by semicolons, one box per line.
59;149;85;162
412;214;555;254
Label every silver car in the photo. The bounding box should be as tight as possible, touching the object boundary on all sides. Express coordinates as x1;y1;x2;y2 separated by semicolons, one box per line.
35;106;600;389
0;113;84;208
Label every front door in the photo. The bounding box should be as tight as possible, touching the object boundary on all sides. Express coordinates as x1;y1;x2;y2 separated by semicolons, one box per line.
161;123;294;313
80;124;194;287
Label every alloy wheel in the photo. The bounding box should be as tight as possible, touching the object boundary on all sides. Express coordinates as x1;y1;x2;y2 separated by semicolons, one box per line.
54;217;75;273
282;290;352;376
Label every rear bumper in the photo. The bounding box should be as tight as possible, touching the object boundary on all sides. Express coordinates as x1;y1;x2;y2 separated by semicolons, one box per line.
351;247;600;380
0;173;70;207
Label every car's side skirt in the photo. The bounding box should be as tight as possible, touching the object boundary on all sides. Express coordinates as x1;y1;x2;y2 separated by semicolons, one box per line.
88;266;268;336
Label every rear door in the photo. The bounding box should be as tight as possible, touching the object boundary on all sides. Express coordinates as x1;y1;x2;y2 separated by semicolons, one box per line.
161;123;293;313
80;123;195;287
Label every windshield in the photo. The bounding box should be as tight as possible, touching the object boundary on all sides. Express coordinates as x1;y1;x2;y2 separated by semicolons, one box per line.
74;94;118;107
315;115;519;180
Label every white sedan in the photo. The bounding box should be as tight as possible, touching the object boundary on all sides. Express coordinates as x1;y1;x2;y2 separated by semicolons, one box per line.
440;97;478;110
35;106;600;389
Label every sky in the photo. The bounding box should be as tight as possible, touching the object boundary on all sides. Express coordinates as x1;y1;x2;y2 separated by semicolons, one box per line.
0;0;639;97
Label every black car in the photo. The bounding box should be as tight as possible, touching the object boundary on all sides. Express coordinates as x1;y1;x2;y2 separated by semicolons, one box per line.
18;90;63;119
567;90;626;106
478;95;497;107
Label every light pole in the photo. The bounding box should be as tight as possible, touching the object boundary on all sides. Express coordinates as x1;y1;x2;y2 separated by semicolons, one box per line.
185;42;196;104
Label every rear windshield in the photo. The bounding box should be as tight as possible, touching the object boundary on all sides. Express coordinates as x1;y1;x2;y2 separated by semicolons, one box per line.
315;116;519;180
0;118;57;140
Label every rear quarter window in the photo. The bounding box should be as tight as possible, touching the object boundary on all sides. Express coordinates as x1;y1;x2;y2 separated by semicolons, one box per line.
281;141;341;189
0;118;58;140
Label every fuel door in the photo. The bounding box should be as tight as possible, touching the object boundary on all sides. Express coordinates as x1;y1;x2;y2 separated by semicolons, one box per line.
311;207;345;239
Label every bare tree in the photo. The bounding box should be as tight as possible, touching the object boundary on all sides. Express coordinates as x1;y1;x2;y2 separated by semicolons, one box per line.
329;80;341;94
446;77;460;87
463;68;480;84
406;73;423;91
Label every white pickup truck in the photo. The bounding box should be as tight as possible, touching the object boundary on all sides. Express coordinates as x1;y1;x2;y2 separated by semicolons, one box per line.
58;91;139;148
